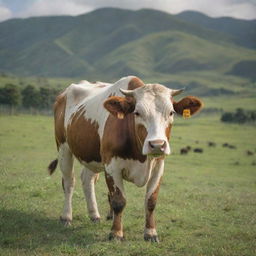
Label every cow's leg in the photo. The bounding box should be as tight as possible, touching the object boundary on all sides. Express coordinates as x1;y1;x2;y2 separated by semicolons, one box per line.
59;144;75;226
144;159;164;243
106;192;113;220
105;172;126;241
81;168;101;222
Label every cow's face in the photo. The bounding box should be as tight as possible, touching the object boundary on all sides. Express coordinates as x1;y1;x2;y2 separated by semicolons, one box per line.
104;84;202;156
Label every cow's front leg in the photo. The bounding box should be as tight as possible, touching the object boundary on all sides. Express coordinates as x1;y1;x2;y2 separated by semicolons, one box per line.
144;159;164;243
106;192;113;220
105;172;126;241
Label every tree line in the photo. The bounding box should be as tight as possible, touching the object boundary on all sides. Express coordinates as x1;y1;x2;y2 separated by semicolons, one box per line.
221;108;256;124
0;83;61;109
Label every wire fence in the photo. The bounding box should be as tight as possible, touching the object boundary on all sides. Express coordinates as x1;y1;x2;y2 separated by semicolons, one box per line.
0;105;53;116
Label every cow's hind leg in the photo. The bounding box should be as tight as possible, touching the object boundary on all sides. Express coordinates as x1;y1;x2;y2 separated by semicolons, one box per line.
81;168;101;222
59;143;75;226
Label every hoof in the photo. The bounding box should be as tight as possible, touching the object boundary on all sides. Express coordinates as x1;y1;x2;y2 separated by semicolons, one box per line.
144;234;159;243
108;232;125;241
60;216;72;227
90;217;101;223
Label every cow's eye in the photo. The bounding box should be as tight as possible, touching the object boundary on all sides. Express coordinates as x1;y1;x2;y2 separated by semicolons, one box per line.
134;111;140;117
170;111;175;116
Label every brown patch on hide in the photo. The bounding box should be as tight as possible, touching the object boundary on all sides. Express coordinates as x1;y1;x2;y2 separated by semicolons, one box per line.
54;93;66;149
111;187;126;235
101;114;147;164
97;84;107;88
105;173;126;237
137;124;148;147
165;124;172;141
67;109;101;163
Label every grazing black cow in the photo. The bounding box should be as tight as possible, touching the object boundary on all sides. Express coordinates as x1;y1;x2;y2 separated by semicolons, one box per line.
186;146;192;151
246;150;254;156
208;142;216;147
194;148;203;153
223;143;236;149
180;148;188;155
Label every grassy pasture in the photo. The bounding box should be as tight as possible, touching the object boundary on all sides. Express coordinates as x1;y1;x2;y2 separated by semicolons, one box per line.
0;114;255;256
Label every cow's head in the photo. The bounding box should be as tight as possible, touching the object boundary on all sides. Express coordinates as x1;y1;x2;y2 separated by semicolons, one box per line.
104;82;202;157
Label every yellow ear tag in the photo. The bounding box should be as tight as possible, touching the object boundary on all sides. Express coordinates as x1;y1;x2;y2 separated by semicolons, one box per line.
117;112;124;119
183;109;191;119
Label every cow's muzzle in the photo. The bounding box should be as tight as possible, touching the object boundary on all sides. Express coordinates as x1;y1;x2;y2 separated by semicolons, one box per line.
148;140;167;155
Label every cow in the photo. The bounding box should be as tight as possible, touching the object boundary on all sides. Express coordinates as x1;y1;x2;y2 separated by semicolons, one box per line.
246;150;254;156
228;144;236;149
208;141;216;147
194;148;204;153
180;148;188;155
186;146;192;151
48;76;203;242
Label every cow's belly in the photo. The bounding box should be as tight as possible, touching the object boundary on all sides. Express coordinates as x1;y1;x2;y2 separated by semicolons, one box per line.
81;160;105;173
106;158;152;187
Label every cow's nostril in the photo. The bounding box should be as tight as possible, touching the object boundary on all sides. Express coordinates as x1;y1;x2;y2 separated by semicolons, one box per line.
149;141;155;149
149;140;166;150
161;141;166;148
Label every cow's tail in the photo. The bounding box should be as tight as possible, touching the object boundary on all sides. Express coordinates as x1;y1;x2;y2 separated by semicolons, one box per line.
48;159;58;175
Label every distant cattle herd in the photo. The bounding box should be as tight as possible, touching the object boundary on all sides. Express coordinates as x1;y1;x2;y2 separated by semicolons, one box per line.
179;140;255;164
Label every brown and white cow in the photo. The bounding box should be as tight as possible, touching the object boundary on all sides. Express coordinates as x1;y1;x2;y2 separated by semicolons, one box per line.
48;76;202;242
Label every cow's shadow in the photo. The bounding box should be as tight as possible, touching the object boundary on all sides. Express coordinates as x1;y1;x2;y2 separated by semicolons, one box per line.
0;208;102;250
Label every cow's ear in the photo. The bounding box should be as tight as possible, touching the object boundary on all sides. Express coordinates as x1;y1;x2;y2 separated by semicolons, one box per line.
104;96;135;119
173;96;203;116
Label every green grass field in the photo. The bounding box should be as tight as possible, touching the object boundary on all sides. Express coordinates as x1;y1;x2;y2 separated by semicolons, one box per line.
0;114;255;256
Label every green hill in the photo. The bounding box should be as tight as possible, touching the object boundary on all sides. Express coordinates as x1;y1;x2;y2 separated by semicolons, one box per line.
0;7;255;89
90;30;256;78
177;11;256;50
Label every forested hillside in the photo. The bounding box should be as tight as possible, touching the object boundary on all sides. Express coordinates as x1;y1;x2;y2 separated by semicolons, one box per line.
0;8;255;81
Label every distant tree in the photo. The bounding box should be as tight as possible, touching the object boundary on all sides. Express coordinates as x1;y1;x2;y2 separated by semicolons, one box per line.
21;85;40;108
39;87;60;109
250;111;256;122
234;108;247;124
0;88;5;104
0;83;21;106
221;108;256;124
221;112;234;123
39;87;51;109
50;88;60;107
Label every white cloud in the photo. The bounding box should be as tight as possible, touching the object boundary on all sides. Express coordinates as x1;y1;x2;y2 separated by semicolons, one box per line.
0;4;12;21
182;0;256;20
1;0;256;21
218;1;256;20
20;0;93;18
71;0;256;19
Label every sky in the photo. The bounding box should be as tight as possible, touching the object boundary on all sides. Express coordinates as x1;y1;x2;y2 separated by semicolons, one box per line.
0;0;256;22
